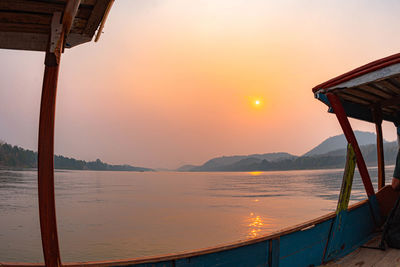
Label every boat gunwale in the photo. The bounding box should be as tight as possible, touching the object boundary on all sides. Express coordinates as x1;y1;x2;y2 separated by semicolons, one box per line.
0;199;371;267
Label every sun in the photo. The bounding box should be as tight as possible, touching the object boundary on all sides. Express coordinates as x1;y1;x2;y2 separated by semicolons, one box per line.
249;96;264;109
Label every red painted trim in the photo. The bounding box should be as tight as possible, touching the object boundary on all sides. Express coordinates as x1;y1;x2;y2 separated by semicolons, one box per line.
327;93;375;197
312;53;400;92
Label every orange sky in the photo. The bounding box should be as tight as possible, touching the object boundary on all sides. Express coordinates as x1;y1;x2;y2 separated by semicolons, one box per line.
0;0;399;168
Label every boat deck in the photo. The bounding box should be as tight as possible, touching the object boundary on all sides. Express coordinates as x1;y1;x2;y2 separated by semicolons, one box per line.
324;235;400;266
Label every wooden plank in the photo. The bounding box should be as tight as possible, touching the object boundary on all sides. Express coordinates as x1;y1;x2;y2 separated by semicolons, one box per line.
65;32;91;47
62;0;81;35
0;0;64;14
344;87;384;103
0;0;92;19
359;84;394;99
381;106;399;113
84;0;110;36
324;238;385;266
372;83;400;97
335;92;371;105
375;247;400;266
94;0;114;42
0;11;51;25
81;0;97;5
391;76;400;90
324;235;400;267
70;18;87;34
376;95;400;108
0;31;47;51
376;79;400;95
336;144;356;212
0;22;49;34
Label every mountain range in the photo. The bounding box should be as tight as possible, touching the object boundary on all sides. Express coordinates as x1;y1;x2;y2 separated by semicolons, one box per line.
1;131;398;172
178;131;398;172
303;131;384;157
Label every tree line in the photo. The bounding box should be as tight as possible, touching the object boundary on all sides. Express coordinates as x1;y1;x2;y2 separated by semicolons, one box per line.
0;142;153;172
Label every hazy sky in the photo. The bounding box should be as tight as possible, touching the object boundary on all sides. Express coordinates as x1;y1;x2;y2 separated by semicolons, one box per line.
1;0;399;168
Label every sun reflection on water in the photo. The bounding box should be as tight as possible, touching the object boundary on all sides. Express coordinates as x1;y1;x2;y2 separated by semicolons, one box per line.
247;213;268;238
248;215;263;227
249;171;264;176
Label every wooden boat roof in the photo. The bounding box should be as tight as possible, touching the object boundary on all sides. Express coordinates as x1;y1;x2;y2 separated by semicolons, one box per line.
313;53;400;124
0;0;113;51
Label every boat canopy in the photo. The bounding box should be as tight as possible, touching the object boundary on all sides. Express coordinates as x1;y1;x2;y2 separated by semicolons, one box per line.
0;0;113;52
313;53;400;124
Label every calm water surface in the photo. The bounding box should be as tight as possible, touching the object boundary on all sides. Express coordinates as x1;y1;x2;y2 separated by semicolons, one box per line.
0;168;391;262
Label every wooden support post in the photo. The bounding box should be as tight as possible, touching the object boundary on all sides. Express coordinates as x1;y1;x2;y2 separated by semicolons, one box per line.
327;93;375;197
37;3;80;266
38;50;62;267
373;107;385;190
336;144;356;213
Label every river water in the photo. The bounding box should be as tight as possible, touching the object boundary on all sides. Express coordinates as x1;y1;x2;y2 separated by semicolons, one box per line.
0;167;392;263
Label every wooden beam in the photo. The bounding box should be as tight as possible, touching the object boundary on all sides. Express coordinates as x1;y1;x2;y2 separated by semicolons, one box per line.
0;11;51;25
336;144;356;212
62;0;81;35
327;93;375;197
0;22;49;34
37;1;81;265
373;107;385;190
344;87;384;103
94;0;114;42
359;84;393;99
376;95;400;108
335;91;371;105
378;79;400;95
38;44;63;267
84;0;110;36
0;0;92;19
0;31;47;51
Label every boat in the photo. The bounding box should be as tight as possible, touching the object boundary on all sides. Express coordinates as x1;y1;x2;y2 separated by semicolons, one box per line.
0;1;400;266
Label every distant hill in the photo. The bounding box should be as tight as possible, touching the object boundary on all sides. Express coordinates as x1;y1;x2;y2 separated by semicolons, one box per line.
0;142;153;172
179;142;398;172
177;164;199;172
178;131;398;172
178;152;297;171
303;131;386;157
